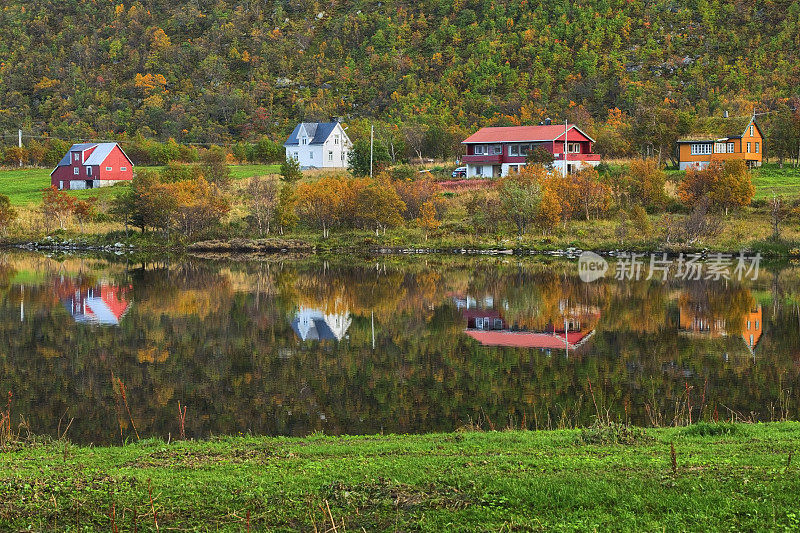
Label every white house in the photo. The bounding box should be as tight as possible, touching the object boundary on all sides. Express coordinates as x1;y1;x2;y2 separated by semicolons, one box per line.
283;121;352;169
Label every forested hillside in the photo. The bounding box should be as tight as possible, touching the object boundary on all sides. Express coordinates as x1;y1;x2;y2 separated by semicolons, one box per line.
1;0;799;159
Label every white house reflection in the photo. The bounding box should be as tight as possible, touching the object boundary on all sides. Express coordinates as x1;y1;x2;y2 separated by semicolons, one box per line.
291;306;352;341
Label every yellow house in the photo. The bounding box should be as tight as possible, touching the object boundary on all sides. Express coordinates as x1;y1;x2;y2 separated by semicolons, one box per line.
677;115;763;170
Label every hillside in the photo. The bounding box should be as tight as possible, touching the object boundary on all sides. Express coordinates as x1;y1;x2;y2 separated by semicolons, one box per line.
1;0;799;159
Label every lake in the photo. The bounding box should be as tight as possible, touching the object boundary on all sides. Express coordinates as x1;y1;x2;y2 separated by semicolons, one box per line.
1;251;798;444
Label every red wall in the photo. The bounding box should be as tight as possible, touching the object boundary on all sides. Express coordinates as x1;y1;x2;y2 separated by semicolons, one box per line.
50;145;133;189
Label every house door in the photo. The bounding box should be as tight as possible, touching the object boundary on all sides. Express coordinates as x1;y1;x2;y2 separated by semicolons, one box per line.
493;165;501;178
85;180;93;189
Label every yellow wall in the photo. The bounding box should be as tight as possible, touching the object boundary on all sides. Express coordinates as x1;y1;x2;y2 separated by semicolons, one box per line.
678;121;763;165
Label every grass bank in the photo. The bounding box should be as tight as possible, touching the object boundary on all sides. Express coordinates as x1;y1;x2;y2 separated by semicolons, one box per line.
1;423;799;531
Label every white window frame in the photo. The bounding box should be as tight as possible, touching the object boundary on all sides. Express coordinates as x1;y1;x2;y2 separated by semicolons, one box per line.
120;166;127;171
568;142;581;154
74;153;80;162
106;166;112;171
73;167;79;175
750;125;754;136
328;151;333;161
489;144;503;155
334;135;339;145
86;167;92;176
691;143;712;155
473;145;486;155
747;142;751;153
59;181;64;190
755;142;759;153
309;151;313;159
301;137;307;145
509;145;519;156
727;142;735;153
714;143;726;154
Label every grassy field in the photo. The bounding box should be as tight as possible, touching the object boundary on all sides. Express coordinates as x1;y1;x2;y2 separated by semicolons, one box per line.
751;163;800;199
0;164;280;206
0;423;798;530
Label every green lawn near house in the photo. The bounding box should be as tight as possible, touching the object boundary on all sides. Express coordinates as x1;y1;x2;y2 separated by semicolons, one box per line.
0;164;280;206
0;423;799;531
751;163;800;199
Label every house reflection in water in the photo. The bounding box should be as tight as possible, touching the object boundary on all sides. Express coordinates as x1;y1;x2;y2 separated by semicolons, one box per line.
62;283;131;326
455;294;598;352
291;306;352;341
678;292;763;355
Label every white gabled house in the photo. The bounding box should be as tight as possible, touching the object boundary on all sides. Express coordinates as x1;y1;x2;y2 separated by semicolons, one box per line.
283;121;352;169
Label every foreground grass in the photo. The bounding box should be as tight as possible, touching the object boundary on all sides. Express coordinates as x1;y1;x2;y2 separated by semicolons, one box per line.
1;423;799;531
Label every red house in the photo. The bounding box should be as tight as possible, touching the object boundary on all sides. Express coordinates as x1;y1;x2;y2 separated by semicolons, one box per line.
50;142;134;190
461;122;600;178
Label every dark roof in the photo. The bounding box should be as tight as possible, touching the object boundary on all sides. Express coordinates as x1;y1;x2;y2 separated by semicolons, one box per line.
284;122;340;146
677;116;759;143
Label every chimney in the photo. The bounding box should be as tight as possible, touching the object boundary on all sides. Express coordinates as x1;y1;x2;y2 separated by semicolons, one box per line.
724;110;729;118
544;117;552;126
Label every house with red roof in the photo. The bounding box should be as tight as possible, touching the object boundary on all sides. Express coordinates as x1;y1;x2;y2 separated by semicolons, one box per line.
461;121;600;178
50;142;134;190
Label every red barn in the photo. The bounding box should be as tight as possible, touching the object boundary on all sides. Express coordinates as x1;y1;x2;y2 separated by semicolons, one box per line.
50;142;134;190
461;122;600;178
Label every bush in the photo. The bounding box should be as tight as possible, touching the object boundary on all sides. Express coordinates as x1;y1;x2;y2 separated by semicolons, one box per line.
579;422;654;445
680;422;738;437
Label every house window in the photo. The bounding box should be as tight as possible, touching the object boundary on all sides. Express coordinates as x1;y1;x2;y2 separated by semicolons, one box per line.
334;135;339;145
755;142;759;153
747;320;751;329
74;153;80;162
714;143;726;153
120;167;127;171
328;151;333;161
493;318;503;329
568;142;581;153
301;137;307;145
293;152;299;160
756;320;759;330
750;125;754;136
489;145;502;155
747;142;751;153
691;143;712;155
509;145;519;156
73;167;79;175
59;181;64;190
106;166;112;171
508;165;519;173
473;145;486;155
341;152;346;161
87;167;92;176
309;151;313;159
727;142;735;153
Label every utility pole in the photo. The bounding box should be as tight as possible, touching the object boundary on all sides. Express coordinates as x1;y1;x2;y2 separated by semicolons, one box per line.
18;129;22;167
370;124;374;179
563;119;568;177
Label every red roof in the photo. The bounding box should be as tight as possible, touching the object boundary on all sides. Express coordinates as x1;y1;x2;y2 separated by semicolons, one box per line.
465;329;592;349
462;125;594;144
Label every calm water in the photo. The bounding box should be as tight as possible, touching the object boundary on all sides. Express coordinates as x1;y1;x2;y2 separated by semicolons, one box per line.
1;251;798;444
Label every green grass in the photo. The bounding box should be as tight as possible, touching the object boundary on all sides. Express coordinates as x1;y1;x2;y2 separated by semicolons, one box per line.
752;163;800;199
1;423;799;530
0;164;280;206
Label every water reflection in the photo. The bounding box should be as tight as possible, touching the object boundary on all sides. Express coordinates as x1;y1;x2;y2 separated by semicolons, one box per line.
0;252;798;445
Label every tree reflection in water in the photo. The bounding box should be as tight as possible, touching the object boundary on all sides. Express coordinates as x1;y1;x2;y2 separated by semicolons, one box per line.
0;252;798;444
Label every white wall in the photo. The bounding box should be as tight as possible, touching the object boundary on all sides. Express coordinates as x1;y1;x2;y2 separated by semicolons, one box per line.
285;123;352;169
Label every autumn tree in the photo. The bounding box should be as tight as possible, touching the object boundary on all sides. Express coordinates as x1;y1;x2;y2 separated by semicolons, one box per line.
246;175;279;235
679;161;754;214
74;198;97;232
296;176;347;237
417;199;440;240
526;146;555;169
626;158;668;209
392;177;438;221
572;166;612;220
161;178;230;237
354;179;406;233
200;146;231;186
274;184;299;234
498;166;544;236
41;186;76;230
0;194;17;235
466;190;502;236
